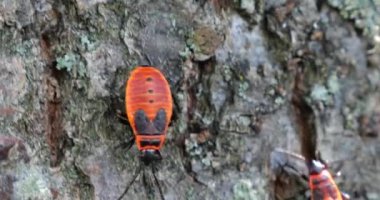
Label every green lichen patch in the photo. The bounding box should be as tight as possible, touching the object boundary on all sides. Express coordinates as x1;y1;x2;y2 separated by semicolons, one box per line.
233;179;260;200
327;73;340;94
79;35;97;52
179;46;192;59
185;130;218;172
13;40;35;57
56;52;87;78
13;164;53;200
221;64;253;102
306;71;342;107
310;84;330;102
264;84;287;109
327;0;380;37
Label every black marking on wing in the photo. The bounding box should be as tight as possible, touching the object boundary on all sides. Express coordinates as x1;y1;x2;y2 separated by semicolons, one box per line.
134;109;165;135
135;109;150;133
153;109;167;132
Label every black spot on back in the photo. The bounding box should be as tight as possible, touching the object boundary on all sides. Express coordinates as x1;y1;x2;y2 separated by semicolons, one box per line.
153;109;167;132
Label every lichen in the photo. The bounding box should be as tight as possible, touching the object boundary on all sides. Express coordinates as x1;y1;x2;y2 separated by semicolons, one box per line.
238;81;250;98
264;84;286;108
186;187;196;200
179;47;192;59
310;84;330;102
185;131;216;171
240;0;256;14
56;52;87;78
233;179;258;200
327;73;340;94
13;164;52;200
13;40;35;57
80;35;97;51
327;0;380;37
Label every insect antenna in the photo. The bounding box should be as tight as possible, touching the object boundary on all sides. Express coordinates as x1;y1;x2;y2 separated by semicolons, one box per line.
117;164;143;200
116;110;130;126
141;167;154;200
152;164;165;200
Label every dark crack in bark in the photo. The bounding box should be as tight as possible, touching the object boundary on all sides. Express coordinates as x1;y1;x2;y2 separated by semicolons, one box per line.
291;66;318;162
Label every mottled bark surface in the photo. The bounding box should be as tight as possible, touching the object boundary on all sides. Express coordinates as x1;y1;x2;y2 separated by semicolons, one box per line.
0;0;379;199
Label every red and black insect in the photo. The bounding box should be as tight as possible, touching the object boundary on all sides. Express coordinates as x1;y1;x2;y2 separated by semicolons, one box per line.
117;66;173;200
307;159;349;200
270;148;350;200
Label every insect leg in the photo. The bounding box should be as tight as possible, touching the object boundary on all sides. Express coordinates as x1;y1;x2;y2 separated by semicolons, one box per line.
144;54;153;66
117;110;129;125
156;151;163;161
142;168;156;200
152;164;165;200
114;137;135;151
117;164;143;200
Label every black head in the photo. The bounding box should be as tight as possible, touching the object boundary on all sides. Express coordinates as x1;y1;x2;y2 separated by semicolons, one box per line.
139;149;162;165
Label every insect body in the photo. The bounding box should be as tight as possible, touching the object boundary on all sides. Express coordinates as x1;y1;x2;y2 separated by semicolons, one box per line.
118;66;173;200
126;66;173;163
308;160;346;200
270;149;350;200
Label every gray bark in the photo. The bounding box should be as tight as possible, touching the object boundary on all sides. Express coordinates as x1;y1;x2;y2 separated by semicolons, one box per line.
0;0;379;199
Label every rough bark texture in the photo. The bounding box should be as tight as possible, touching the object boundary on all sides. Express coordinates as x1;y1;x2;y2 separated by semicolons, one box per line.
0;0;379;199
